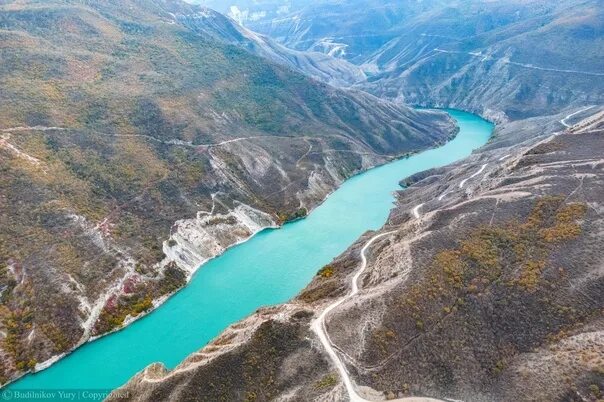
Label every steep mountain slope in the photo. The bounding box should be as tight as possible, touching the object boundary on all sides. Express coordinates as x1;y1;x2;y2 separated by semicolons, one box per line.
202;0;434;62
363;0;604;121
255;1;408;62
120;108;604;402
174;6;365;86
227;0;604;121
0;0;454;384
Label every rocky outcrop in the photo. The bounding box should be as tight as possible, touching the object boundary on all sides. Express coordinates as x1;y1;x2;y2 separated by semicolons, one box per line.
119;109;604;401
161;201;276;277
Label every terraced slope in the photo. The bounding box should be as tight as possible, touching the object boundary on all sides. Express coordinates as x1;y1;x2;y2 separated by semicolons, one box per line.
0;0;454;384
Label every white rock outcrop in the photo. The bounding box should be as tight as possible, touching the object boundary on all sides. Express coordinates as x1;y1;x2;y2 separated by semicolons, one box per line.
161;202;277;278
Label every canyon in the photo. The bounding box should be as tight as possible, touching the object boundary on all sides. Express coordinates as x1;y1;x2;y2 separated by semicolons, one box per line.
119;105;604;402
0;0;602;401
0;0;452;384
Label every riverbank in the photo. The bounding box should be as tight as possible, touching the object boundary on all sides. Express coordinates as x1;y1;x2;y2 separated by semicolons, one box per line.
8;110;491;394
116;109;495;401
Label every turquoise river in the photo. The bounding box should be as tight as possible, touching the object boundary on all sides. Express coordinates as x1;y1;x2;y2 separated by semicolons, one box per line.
10;110;493;395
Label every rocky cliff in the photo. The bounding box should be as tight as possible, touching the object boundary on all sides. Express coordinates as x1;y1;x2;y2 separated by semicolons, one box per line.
119;108;604;401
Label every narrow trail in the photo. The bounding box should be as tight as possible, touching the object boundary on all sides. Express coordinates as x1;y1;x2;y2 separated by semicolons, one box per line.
459;163;487;188
1;126;380;163
0;133;47;173
0;126;66;132
79;133;259;148
312;156;499;400
433;49;604;76
98;131;370;153
560;106;595;128
412;203;424;219
311;218;446;401
311;230;397;402
296;139;313;168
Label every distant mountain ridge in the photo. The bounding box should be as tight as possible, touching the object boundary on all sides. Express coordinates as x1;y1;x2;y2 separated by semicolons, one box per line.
173;6;366;86
221;0;604;121
120;106;604;402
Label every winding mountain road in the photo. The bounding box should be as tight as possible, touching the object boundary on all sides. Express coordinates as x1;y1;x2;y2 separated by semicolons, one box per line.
459;163;487;188
560;106;595;128
311;230;396;402
433;49;604;76
412;203;424;219
311;222;443;401
311;157;501;400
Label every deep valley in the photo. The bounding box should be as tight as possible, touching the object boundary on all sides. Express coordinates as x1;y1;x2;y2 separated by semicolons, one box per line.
0;0;602;401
